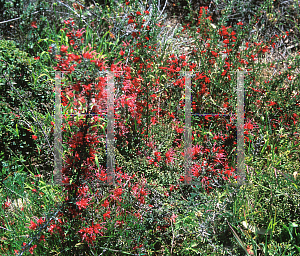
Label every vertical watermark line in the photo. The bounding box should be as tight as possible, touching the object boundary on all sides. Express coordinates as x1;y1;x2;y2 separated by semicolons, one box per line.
54;71;63;185
106;71;115;186
184;71;193;185
237;71;245;185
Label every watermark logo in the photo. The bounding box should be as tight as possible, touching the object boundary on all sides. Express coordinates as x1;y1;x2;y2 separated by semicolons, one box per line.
54;70;246;186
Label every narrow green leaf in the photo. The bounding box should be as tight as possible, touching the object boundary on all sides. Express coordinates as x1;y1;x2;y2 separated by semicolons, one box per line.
95;154;100;170
227;221;250;256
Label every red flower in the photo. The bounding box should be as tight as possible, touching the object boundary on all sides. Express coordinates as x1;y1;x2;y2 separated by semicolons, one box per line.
126;1;130;5
75;28;85;38
76;198;89;210
267;101;277;106
37;217;45;225
154;151;162;162
136;11;141;15
2;199;11;210
29;245;37;255
101;199;109;208
28;220;38;230
32;135;38;140
39;235;46;242
144;10;149;15
34;56;40;60
244;121;254;130
237;21;243;25
31;21;37;28
120;49;125;56
211;51;218;57
60;45;69;53
114;188;123;197
103;211;111;221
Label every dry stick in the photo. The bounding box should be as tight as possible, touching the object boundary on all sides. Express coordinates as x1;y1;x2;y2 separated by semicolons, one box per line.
95;246;140;255
0;11;40;24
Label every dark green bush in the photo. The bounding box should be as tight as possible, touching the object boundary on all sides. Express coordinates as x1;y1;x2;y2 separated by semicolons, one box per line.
0;39;54;183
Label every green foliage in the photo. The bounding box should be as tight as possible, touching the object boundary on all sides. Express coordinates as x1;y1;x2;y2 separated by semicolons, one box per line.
0;39;54;182
0;0;300;255
0;0;63;56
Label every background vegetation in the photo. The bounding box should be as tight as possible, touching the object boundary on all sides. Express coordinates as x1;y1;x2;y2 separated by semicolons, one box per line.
0;0;299;255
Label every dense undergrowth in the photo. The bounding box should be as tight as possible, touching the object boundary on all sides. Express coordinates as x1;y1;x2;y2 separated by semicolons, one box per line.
0;0;300;255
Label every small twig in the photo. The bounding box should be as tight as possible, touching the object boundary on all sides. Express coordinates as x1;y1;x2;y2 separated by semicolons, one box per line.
95;246;140;255
0;11;39;24
0;226;13;232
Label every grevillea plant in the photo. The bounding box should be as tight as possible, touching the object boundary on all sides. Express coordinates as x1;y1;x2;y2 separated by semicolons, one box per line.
19;14;237;254
17;18;154;255
16;3;300;254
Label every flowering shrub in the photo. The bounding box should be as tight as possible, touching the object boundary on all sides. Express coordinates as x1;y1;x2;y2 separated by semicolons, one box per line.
1;1;300;255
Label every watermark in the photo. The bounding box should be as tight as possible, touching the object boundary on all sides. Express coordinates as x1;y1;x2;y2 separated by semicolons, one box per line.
53;71;63;185
54;70;246;186
182;71;245;185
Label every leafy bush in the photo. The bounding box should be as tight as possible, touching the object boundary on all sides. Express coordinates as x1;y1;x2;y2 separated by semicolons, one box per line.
0;39;54;182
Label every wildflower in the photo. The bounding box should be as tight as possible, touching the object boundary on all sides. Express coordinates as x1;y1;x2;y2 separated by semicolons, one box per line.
151;116;157;125
32;135;38;140
60;45;69;53
267;101;277;106
114;188;122;197
39;235;46;242
31;21;37;28
2;198;11;210
101;199;109;208
211;51;218;57
103;211;111;221
28;220;38;230
154;151;162;161
165;148;175;165
170;213;177;223
148;157;154;165
76;198;89;210
29;244;37;255
75;28;85;38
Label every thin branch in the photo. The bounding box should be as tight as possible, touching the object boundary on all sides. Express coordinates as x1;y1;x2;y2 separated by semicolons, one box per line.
0;226;13;232
0;11;39;24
